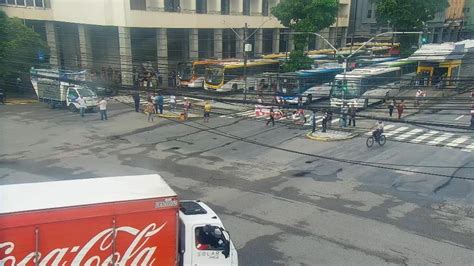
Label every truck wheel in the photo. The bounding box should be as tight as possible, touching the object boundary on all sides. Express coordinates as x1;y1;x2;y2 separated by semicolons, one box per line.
69;104;77;112
232;84;238;92
48;102;54;109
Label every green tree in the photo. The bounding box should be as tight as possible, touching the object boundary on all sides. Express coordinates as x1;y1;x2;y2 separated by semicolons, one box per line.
0;10;48;90
372;0;449;56
271;0;339;71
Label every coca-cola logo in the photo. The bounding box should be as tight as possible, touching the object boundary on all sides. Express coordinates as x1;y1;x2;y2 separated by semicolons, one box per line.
0;223;166;266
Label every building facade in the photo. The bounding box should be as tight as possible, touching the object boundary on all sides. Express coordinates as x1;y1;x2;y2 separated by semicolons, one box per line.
0;0;351;85
348;0;470;46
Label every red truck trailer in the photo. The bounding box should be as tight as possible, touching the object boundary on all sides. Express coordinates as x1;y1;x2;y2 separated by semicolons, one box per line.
0;175;238;265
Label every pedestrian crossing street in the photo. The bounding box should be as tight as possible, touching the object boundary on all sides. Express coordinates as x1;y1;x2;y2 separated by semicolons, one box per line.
219;109;341;126
367;124;474;152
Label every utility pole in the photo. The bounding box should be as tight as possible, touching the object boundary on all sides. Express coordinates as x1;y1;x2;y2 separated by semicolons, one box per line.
243;23;248;101
350;0;359;54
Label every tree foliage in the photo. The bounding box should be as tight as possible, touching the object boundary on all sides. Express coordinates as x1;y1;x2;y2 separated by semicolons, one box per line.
373;0;448;31
272;0;338;71
372;0;449;56
0;10;48;89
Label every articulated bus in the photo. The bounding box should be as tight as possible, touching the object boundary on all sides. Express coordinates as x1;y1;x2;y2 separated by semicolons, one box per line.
204;60;280;92
177;60;238;89
330;59;417;108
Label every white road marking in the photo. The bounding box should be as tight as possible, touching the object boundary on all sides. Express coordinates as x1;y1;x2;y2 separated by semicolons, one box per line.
446;137;470;147
410;131;439;143
384;127;409;137
455;115;464;121
461;143;474;152
394;129;424;141
427;133;454;145
383;124;396;130
237;110;255;116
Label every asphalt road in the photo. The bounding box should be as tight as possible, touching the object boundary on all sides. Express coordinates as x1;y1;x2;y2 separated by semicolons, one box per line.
1;100;473;265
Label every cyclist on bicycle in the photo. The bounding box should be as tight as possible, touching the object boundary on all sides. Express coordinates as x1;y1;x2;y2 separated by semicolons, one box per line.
372;120;384;140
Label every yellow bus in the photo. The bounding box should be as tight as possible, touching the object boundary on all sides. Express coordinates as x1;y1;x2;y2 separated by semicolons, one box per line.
204;60;280;92
177;59;239;88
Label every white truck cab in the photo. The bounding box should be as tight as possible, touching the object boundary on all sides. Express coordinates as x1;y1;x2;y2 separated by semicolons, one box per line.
66;85;98;112
179;201;238;266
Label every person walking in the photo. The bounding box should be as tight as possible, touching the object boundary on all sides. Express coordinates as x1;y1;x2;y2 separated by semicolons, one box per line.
388;99;395;117
169;94;176;112
77;95;87;117
311;109;317;133
322;110;328;133
341;104;348;127
183;98;191;120
397;100;406;119
266;107;275;126
348;103;356;127
153;94;159;113
98;98;108;121
470;106;474;128
203;101;212;122
415;90;421;107
145;100;155;122
132;90;140;112
157;94;164;114
297;96;303;109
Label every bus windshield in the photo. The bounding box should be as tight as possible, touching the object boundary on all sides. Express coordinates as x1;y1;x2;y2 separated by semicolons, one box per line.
194;64;207;76
330;81;360;99
177;62;193;81
279;77;300;96
205;66;224;85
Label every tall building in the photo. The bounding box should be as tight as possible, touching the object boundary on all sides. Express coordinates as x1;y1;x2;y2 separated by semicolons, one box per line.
462;0;474;38
0;0;351;85
348;0;466;45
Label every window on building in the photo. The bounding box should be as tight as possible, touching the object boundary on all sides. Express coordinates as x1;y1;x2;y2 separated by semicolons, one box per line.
367;10;372;18
0;0;6;5
165;0;180;12
25;0;33;6
262;0;269;16
43;0;50;8
130;0;146;10
243;0;250;15
196;0;207;14
15;0;25;5
221;0;229;15
34;0;43;7
7;0;15;5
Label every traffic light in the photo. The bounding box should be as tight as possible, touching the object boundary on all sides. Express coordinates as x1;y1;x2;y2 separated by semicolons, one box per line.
421;35;428;44
342;81;348;92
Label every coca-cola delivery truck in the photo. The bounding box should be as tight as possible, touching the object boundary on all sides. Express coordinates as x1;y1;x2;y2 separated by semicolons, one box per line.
0;175;238;265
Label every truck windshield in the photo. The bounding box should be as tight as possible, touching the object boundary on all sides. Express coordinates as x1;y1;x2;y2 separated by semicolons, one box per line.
195;226;225;251
77;88;96;97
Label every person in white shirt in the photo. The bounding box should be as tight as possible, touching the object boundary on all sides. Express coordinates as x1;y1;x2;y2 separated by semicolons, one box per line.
77;95;87;117
98;98;107;121
169;95;176;111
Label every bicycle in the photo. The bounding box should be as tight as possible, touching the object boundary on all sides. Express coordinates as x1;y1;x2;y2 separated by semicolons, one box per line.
366;134;386;147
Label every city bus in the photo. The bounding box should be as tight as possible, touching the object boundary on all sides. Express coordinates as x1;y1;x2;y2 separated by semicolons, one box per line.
330;59;417;108
176;60;237;89
204;60;280;92
270;63;344;104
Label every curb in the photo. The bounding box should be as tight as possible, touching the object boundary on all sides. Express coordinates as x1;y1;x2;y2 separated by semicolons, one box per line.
157;113;181;119
306;131;358;142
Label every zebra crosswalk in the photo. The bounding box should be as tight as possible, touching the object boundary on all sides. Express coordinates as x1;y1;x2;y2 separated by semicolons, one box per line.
111;95;202;107
218;109;341;126
366;125;473;152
